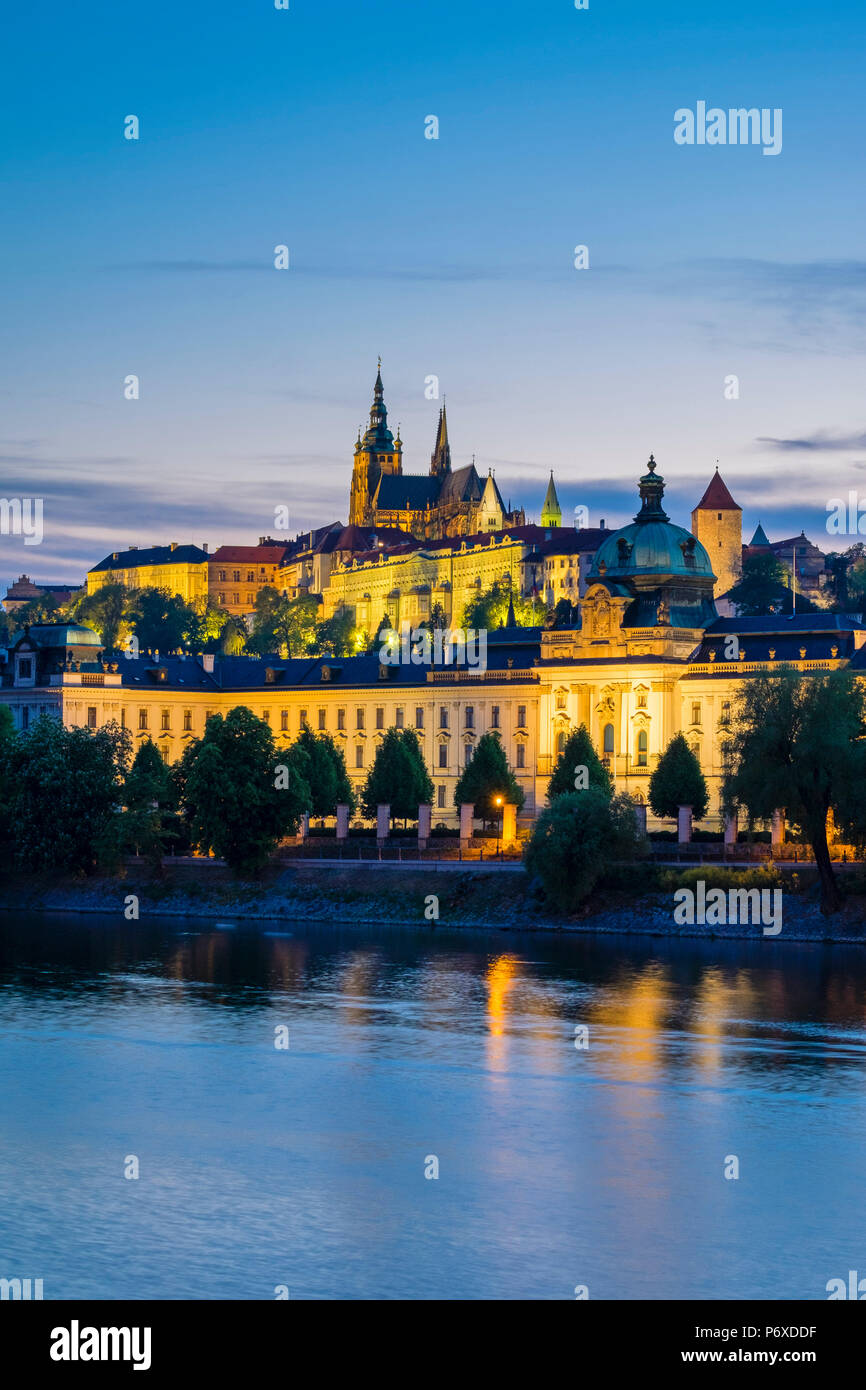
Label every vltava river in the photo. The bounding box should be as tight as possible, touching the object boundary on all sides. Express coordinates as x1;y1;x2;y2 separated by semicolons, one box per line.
0;912;864;1300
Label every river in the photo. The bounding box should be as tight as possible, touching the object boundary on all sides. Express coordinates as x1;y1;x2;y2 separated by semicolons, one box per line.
0;912;864;1299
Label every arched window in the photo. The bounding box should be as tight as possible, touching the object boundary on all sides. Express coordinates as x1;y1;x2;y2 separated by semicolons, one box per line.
603;723;614;755
637;730;648;767
556;730;567;753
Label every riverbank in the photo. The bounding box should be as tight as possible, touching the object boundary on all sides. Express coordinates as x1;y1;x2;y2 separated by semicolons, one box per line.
1;860;865;942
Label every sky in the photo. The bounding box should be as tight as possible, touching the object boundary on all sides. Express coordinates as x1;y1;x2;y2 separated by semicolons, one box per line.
1;0;865;586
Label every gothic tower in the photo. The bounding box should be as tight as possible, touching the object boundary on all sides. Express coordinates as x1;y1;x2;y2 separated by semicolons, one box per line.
349;362;403;526
430;404;452;479
691;468;742;600
540;471;562;528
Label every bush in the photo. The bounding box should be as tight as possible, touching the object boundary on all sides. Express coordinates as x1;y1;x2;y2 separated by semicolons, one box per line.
523;789;639;912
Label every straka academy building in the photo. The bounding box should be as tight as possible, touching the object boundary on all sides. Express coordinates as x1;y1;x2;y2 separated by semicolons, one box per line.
3;460;864;831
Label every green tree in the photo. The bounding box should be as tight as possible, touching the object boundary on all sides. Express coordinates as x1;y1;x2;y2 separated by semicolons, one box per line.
722;669;866;914
524;788;639;911
0;706;17;860
219;615;249;655
180;706;310;872
547;724;611;800
454;730;524;824
315;608;359;657
123;738;176;866
649;732;709;821
288;726;356;819
727;553;819;617
127;586;201;653
76;583;131;652
7;716;130;873
461;579;544;630
361;727;434;822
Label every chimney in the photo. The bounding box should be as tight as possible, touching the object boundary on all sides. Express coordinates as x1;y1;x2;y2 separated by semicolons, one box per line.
202;542;208;553
201;653;215;673
170;542;178;552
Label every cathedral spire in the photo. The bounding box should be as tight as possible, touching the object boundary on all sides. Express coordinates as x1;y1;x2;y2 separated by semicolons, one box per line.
430;403;452;478
540;470;561;528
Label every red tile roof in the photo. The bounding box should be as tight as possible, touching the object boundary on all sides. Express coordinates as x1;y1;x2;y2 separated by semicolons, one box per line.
694;470;741;512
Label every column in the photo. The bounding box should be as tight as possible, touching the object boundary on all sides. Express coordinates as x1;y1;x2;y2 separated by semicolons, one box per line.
459;802;474;850
376;804;390;847
336;804;349;842
677;805;693;845
417;803;432;851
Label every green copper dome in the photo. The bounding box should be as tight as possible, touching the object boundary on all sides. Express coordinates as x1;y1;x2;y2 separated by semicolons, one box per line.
589;456;715;582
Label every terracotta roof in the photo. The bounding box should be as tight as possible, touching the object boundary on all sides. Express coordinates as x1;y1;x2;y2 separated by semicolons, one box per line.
694;469;741;512
210;544;290;565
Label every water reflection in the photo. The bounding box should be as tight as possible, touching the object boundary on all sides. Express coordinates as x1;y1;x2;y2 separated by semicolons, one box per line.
1;913;865;1299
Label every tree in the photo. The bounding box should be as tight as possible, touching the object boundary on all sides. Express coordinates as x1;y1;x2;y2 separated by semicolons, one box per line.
76;583;131;652
524;789;639;911
180;706;311;872
0;706;17;860
649;732;709;821
219;616;249;655
7;715;130;873
454;730;524;823
315;608;359;657
722;669;866;914
123;738;176;866
727;553;818;617
461;579;545;630
287;727;356;819
247;589;320;657
127;586;201;653
547;724;611;800
361;727;434;822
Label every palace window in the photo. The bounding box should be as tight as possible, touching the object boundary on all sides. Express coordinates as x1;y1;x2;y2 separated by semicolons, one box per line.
355;745;364;768
356;708;365;730
439;746;448;768
376;707;384;730
603;723;614;755
337;708;345;731
218;570;226;582
395;707;404;729
318;708;326;730
636;730;648;767
300;709;308;728
87;707;97;729
262;709;270;724
281;710;289;732
720;701;731;726
415;707;424;730
218;594;225;605
232;592;239;605
183;709;193;732
692;702;701;725
556;730;566;754
121;709;126;728
21;707;29;730
517;705;526;728
139;708;148;730
161;747;170;764
465;706;474;729
247;571;254;582
491;706;500;729
516;744;525;769
437;785;446;809
556;690;566;710
636;692;647;708
161;709;171;731
440;707;449;730
233;570;240;583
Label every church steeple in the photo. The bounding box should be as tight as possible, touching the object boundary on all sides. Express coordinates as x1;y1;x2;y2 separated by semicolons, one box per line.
430;404;452;478
540;471;561;528
349;361;401;526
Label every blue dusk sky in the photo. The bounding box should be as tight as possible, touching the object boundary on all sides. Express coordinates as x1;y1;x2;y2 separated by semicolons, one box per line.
1;0;865;584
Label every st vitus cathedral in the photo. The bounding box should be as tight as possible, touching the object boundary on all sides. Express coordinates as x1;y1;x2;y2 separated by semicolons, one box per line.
348;363;526;539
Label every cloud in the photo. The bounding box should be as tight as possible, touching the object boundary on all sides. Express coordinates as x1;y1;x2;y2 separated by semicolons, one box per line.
757;428;866;452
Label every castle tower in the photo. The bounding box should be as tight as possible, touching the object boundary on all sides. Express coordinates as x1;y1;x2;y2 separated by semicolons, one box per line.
348;361;402;526
540;471;562;528
691;467;742;599
430;404;451;479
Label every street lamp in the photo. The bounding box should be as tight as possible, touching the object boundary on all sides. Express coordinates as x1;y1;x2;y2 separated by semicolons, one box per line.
495;795;503;854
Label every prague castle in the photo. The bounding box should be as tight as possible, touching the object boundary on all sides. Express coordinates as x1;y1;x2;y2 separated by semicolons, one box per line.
3;446;857;836
348;363;525;538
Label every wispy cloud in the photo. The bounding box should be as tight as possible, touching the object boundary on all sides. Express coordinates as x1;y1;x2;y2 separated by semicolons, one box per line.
757;428;866;452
